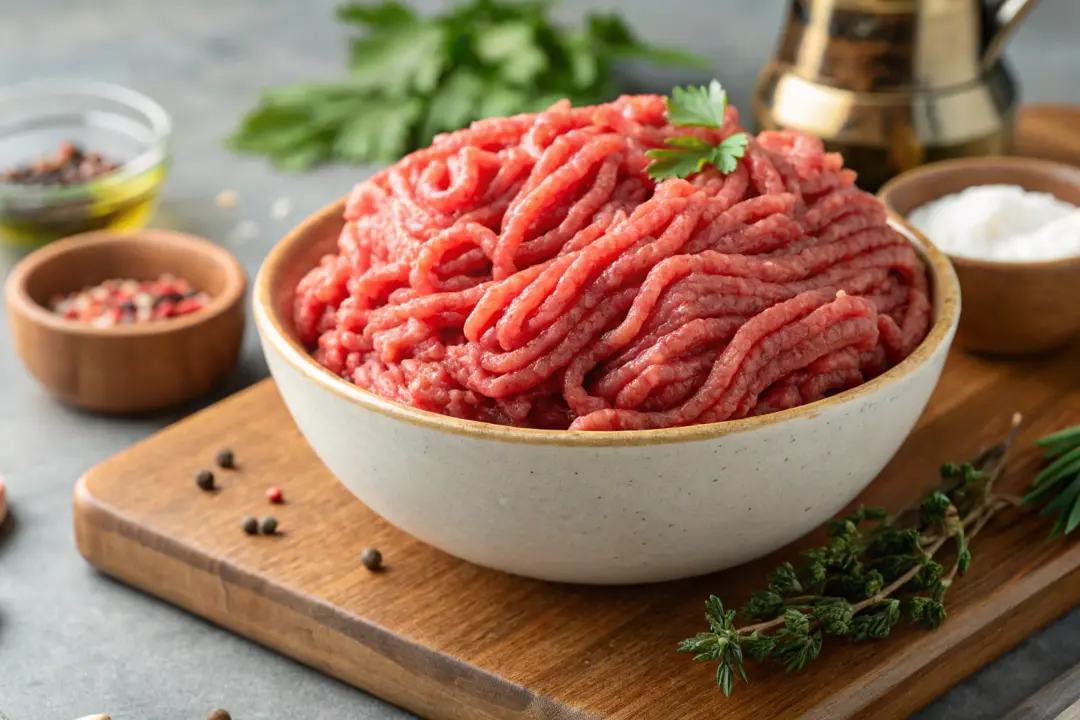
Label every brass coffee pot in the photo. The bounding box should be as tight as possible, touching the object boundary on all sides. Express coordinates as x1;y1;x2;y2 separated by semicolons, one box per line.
754;0;1042;191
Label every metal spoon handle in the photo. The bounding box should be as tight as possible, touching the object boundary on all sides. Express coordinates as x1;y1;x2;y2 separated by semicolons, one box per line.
981;0;1043;71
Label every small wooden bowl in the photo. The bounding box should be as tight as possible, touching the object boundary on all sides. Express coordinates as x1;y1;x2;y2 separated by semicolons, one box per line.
5;228;246;413
879;156;1080;356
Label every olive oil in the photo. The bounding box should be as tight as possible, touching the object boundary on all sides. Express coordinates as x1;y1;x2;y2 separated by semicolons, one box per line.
0;163;166;246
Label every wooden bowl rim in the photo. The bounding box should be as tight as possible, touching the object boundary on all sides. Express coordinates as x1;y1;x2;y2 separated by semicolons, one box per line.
878;155;1080;271
253;198;960;447
4;228;247;338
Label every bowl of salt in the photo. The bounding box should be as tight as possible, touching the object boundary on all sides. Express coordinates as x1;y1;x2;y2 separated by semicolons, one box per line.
879;156;1080;356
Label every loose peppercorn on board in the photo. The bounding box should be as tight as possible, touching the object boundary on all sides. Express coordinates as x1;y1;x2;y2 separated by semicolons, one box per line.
74;107;1080;720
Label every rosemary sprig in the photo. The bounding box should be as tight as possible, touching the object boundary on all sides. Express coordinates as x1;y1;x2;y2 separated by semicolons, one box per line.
1023;423;1080;538
681;413;1025;695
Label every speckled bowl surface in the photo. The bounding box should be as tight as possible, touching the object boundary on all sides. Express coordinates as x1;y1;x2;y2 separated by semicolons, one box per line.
255;200;960;585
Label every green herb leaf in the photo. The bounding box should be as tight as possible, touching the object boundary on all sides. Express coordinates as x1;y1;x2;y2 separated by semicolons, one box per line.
838;505;887;526
645;130;749;182
1035;424;1080;449
957;547;972;576
420;69;489;144
849;600;900;641
667;80;730;128
910;560;943;591
742;590;785;621
919;491;951;524
270;139;335;172
680;415;1039;697
225;96;347;172
481;85;534;121
645;141;714;182
867;528;920;557
474;21;549;86
561;30;600;91
767;562;803;595
716;662;735;696
773;630;823;673
1033;446;1080;486
813;599;854;636
1066;484;1080;535
678;632;720;659
348;22;447;95
581;12;712;70
334;97;424;163
710;133;750;173
1045;477;1080;539
704;595;731;632
781;608;810;636
940;462;961;478
961;463;985;485
337;1;416;28
611;44;715;69
229;2;710;169
909;597;947;629
584;13;636;48
739;631;777;662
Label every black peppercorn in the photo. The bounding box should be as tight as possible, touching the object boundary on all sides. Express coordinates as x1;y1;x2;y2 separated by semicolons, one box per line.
216;448;235;469
258;515;278;535
195;469;215;491
241;515;258;535
361;547;383;571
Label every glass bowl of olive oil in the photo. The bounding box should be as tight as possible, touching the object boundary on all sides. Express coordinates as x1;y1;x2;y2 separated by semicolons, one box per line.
0;80;172;247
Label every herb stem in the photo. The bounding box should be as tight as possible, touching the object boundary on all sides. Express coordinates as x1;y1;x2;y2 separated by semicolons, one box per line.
942;501;1008;586
685;412;1080;696
852;535;950;615
737;614;793;636
781;595;820;605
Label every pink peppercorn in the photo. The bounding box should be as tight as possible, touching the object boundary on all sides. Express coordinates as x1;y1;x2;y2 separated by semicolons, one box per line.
49;274;211;327
266;487;283;504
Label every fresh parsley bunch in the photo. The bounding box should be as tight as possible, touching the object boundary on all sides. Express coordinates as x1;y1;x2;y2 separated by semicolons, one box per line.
227;0;709;170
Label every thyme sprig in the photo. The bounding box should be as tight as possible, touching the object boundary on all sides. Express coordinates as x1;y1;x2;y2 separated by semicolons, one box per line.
681;413;1025;695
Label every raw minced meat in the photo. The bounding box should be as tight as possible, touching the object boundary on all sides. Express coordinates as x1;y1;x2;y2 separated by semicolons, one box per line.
294;95;931;431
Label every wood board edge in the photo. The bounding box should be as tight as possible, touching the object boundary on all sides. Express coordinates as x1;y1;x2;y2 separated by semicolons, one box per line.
812;550;1080;719
72;462;597;720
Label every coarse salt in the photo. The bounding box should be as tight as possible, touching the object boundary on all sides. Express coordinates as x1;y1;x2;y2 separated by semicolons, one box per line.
270;197;293;220
907;184;1080;262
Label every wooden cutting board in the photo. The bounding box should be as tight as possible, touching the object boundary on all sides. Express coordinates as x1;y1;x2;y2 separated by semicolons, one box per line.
74;107;1080;720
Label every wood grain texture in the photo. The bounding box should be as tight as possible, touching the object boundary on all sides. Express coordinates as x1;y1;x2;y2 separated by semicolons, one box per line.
4;229;246;413
72;107;1080;719
1014;105;1080;165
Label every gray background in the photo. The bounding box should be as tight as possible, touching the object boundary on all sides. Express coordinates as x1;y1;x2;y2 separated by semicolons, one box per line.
1;1;1078;718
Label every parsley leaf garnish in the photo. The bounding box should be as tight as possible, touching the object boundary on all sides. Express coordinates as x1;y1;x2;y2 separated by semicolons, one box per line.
713;133;751;173
644;136;717;181
646;80;750;182
667;80;730;128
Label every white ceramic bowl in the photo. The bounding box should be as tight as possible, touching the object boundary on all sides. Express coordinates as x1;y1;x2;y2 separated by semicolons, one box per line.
255;200;960;585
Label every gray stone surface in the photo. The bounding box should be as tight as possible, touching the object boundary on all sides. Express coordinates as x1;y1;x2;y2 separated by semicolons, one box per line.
0;1;1078;718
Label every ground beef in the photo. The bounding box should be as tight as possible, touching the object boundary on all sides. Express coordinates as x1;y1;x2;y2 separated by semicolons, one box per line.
294;95;932;431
